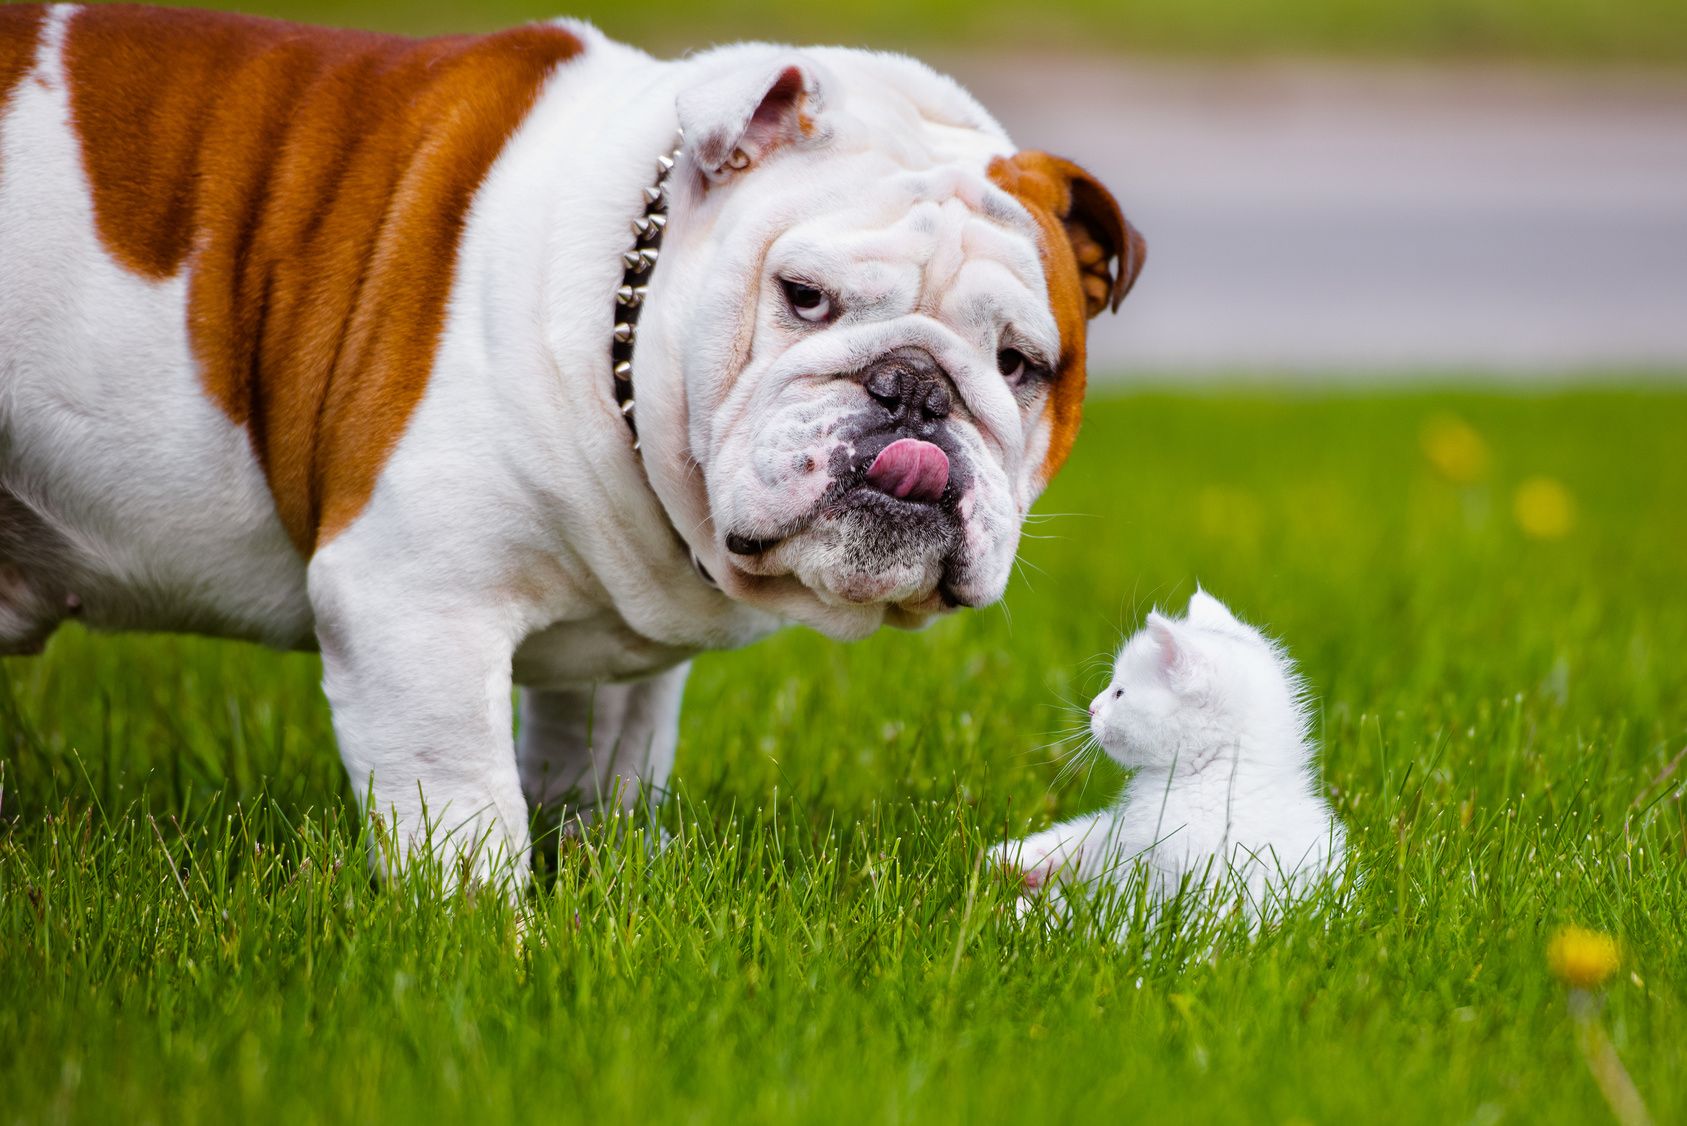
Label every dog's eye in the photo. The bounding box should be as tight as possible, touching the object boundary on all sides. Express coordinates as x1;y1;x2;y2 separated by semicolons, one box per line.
998;348;1030;384
781;279;833;323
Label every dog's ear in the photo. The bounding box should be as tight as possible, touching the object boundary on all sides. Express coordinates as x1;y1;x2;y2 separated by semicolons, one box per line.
990;152;1146;317
1064;158;1146;315
676;59;827;184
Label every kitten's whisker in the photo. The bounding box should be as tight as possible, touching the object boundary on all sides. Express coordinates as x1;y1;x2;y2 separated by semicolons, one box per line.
1035;711;1091;731
1044;730;1093;760
1016;743;1075;765
1015;722;1093;768
1033;720;1091;738
1049;738;1102;791
1048;694;1092;718
1079;656;1115;686
1021;729;1092;759
1078;738;1105;793
1039;702;1088;721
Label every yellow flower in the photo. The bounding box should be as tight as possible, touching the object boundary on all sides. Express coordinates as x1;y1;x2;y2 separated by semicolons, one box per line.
1548;925;1621;990
1514;477;1576;539
1421;415;1490;483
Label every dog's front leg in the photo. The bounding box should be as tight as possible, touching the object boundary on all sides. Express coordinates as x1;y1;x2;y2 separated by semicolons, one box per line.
309;551;531;892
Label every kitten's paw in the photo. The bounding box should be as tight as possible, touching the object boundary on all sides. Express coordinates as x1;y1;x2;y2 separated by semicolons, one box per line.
989;835;1076;894
987;841;1034;892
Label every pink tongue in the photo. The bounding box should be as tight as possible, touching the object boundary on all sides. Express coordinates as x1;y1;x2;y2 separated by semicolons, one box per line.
866;438;950;503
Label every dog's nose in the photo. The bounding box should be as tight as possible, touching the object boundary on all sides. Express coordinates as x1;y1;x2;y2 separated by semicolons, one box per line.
863;348;952;434
866;371;951;425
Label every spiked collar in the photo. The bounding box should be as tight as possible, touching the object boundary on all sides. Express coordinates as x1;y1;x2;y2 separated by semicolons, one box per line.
612;128;721;588
611;128;684;451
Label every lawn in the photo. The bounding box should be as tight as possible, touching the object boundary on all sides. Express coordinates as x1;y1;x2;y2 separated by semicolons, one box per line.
102;0;1687;66
3;388;1685;1124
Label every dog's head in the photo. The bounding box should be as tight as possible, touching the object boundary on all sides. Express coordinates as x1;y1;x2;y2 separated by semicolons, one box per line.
637;47;1144;639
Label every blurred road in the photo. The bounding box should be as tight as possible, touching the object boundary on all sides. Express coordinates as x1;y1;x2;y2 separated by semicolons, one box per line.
946;57;1687;378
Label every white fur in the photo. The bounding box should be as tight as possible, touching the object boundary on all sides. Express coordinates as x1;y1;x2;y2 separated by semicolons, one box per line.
992;592;1347;929
0;15;1073;887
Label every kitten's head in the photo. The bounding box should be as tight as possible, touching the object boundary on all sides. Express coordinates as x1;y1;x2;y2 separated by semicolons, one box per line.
1089;590;1308;772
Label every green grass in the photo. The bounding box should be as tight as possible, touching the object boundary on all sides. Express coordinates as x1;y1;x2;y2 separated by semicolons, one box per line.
3;388;1686;1124
105;0;1687;66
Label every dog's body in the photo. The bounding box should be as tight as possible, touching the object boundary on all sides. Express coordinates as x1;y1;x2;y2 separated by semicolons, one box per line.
0;4;1142;883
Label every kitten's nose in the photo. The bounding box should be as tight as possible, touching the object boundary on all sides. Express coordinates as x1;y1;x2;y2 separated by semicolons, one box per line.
1088;703;1098;717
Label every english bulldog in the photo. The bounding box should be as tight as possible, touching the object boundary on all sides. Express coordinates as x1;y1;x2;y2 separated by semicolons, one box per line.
0;4;1144;885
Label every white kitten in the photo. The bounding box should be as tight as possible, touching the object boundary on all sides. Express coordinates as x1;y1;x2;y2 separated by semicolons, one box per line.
992;590;1346;927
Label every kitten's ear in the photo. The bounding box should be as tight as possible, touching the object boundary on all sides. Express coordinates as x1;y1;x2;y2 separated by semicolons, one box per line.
1146;611;1192;681
1187;589;1241;631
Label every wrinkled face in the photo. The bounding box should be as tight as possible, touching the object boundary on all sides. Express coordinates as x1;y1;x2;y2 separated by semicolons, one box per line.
681;174;1057;627
1090;593;1298;772
637;50;1142;640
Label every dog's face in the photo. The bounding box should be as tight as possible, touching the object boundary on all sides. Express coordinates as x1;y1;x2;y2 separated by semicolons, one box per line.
638;49;1144;639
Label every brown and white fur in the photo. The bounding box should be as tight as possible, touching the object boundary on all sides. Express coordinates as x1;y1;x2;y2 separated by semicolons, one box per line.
0;4;1145;887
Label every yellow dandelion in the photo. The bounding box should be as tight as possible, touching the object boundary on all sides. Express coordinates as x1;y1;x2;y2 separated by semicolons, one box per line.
1548;925;1621;990
1420;415;1490;483
1549;925;1652;1125
1514;477;1576;539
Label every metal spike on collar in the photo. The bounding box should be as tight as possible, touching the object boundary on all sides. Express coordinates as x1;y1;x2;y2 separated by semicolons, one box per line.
611;127;683;448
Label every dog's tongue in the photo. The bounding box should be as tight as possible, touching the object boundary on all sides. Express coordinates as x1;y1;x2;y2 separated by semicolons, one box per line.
866;438;949;503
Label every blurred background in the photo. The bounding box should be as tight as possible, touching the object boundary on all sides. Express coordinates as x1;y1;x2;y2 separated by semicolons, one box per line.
157;0;1687;381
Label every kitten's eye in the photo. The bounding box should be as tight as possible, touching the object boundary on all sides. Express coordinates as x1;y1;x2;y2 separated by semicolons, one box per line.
781;278;834;323
1113;688;1123;699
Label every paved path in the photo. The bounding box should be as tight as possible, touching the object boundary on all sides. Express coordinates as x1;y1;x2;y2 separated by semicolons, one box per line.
944;57;1687;378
